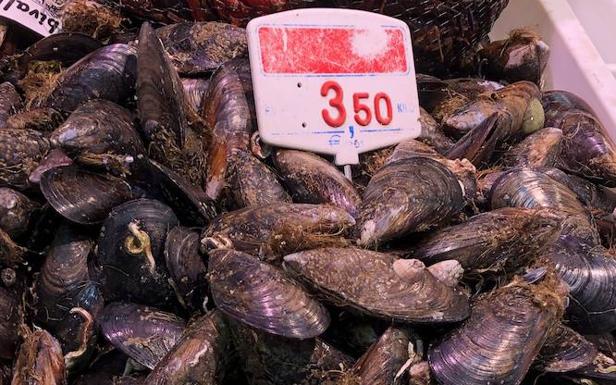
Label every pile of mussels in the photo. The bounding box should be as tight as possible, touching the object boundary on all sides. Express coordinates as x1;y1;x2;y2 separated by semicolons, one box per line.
0;6;616;385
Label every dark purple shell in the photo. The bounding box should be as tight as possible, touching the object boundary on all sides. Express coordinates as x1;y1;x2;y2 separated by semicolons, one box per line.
0;286;19;360
208;249;330;339
0;187;39;238
542;90;595;128
502;127;563;169
40;166;134;224
283;247;469;323
45;44;137;113
537;324;597;373
20;32;102;69
99;302;186;370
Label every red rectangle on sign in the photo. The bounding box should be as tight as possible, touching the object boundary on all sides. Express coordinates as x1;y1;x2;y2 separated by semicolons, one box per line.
258;26;408;74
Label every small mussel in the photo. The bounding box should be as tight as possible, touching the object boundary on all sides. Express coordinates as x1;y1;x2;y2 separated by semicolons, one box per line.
428;273;568;385
228;318;353;385
99;302;186;370
157;22;247;75
354;157;465;247
274;149;361;216
0;187;39;238
201;203;354;262
96;199;179;306
537;324;598;373
0;128;50;190
45;44;137;113
283;247;469;323
501;127;563;169
0;286;20;360
208;249;330;339
19;32;102;69
34;225;92;331
542;90;595;128
164;226;207;310
229;151;291;209
40;166;134;224
49;99;145;159
479;28;550;84
11;329;66;385
145;310;232;385
412;207;562;272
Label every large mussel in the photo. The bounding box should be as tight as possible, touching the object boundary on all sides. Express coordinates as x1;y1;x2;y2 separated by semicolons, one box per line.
230;151;291;208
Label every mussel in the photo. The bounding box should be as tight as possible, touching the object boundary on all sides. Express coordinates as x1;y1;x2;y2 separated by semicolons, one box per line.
40;166;134;224
0;286;19;360
182;78;210;113
416;107;455;154
96;199;179;306
208;249;330;339
19;32;102;70
274;149;361;216
145;310;232;385
11;329;66;385
428;273;568;385
283;247;469;323
45;44;137;113
501;127;563;169
542;90;595;128
99;302;186;370
0;128;50;190
354;157;465;247
0;188;38;238
537;324;598;373
412;207;562;272
201;203;354;262
0;82;21;127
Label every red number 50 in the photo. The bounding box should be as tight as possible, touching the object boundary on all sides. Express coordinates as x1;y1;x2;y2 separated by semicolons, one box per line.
320;81;393;127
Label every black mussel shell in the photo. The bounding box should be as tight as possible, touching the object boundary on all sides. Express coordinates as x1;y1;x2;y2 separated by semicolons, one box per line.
446;112;501;166
542;90;595;128
412;207;562;272
201;203;354;262
40;166;134;224
49;99;145;157
0;82;21;127
45;44;137;113
428;273;568;385
34;225;92;331
164;226;207;310
96;199;179;306
19;32;102;69
99;302;186;370
545;235;616;333
283;247;469;323
0;128;50;190
355;157;465;247
145;310;232;385
228;318;353;385
537;324;598;373
157;22;247;75
502;127;563;169
0;286;20;360
0;187;39;238
208;249;330;339
11;329;66;385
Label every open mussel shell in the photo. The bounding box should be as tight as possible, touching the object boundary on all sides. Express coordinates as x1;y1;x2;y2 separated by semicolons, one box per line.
490;169;596;242
40;165;134;224
446;112;501;166
343;326;411;385
0;128;50;190
502;127;563;169
45;44;137;113
99;302;186;370
545;235;616;333
0;187;39;238
11;329;66;385
411;207;562;272
537;324;598;373
145;310;232;385
208;249;330;339
201;203;354;262
0;286;20;360
230;150;291;208
49;99;145;158
96;199;179;306
157;22;247;75
164;226;207;310
428;273;568;385
227;318;353;385
19;32;101;69
34;225;92;331
355;157;465;247
542;90;595;128
0;82;21;127
274;149;361;216
283;247;469;323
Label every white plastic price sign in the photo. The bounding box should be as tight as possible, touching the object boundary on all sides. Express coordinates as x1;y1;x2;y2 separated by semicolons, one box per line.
247;8;421;168
0;0;62;36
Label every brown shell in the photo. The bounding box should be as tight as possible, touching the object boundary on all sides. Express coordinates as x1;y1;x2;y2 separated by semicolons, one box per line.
6;107;64;132
501;127;563;169
0;82;21;127
416;108;454;154
11;329;66;385
230;151;291;208
537;324;598;373
0;187;39;238
0;128;50;190
208;249;330;339
283;247;469;323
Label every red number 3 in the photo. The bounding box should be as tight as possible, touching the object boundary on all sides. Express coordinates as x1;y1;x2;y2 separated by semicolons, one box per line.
321;81;346;127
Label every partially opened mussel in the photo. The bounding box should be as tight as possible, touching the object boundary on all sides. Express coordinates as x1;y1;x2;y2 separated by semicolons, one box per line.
283;247;469;323
208;249;330;339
